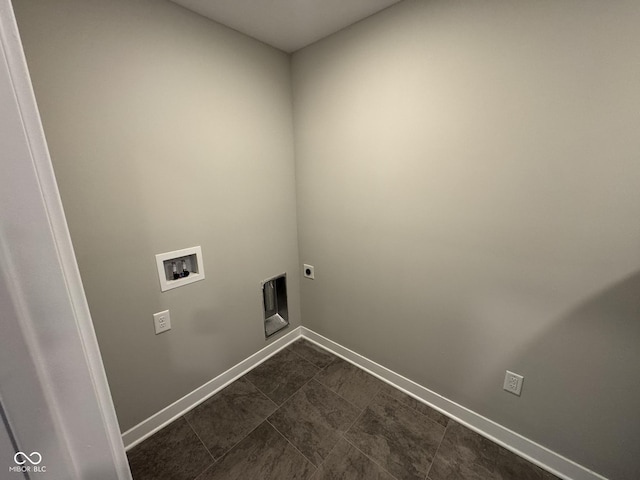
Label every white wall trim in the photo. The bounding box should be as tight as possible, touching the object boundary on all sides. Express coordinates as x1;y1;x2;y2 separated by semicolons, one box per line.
122;326;303;450
301;327;607;480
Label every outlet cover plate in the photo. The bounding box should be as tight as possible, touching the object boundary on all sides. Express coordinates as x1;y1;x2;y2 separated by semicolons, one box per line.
153;310;171;334
503;370;524;396
303;264;315;279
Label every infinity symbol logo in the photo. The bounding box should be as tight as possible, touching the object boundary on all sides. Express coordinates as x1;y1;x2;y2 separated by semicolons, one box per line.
14;451;42;465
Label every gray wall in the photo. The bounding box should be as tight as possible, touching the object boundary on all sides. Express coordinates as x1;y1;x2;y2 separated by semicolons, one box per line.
292;1;640;479
14;0;300;432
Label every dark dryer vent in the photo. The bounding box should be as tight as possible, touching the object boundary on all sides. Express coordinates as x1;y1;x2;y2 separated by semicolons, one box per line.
262;273;289;338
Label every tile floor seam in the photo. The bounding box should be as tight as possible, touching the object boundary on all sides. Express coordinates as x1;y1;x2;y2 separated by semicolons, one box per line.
208;418;267;465
310;356;336;377
342;434;401;480
262;387;281;410
265;417;319;471
244;372;284;409
306;434;342;476
249;370;318;408
242;370;274;400
181;415;217;478
244;342;324;407
309;377;372;415
323;373;387;430
270;370;319;408
378;388;450;430
185;377;281;466
311;362;382;414
424;419;449;480
193;464;213;480
288;343;326;370
343;395;372;435
346;389;445;480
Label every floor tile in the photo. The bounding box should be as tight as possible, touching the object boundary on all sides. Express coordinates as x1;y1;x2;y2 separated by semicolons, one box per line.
314;358;384;410
268;379;360;466
197;421;315;480
184;377;277;459
245;348;319;405
127;350;559;480
311;438;395;480
495;445;543;480
345;391;445;480
428;420;500;480
127;417;213;480
429;421;547;480
289;339;337;369
378;382;450;427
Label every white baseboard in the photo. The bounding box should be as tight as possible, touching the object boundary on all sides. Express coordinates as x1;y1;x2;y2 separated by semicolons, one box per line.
121;325;607;480
121;326;302;450
300;327;607;480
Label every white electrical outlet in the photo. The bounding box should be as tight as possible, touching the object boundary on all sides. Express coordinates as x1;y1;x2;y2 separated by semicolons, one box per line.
153;310;171;334
303;264;315;279
503;370;524;396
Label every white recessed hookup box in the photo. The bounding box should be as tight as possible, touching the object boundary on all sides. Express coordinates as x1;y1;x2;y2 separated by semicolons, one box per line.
155;246;205;292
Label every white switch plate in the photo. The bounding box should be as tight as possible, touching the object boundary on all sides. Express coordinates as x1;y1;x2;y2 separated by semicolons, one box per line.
153;310;171;334
303;264;315;279
503;370;524;396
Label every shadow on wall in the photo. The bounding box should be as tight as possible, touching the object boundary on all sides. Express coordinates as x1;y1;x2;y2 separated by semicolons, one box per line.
515;271;640;480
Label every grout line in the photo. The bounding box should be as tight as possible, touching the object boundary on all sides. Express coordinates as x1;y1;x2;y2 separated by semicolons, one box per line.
312;356;386;415
193;464;214;480
272;372;317;408
235;335;310;399
342;436;400;480
287;341;326;371
308;435;344;476
307;371;382;459
266;351;323;407
342;394;370;438
343;385;440;480
194;462;215;480
377;388;449;431
341;387;444;480
182;415;217;473
243;376;281;411
312;376;373;415
266;418;318;470
310;354;340;378
248;342;322;408
425;419;449;479
211;420;267;464
242;367;273;400
315;349;448;431
184;380;279;464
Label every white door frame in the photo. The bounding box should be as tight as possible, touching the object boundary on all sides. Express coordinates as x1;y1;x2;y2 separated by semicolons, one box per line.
0;1;131;478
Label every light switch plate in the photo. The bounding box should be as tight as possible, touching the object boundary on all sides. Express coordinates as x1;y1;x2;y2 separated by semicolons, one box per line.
153;310;171;334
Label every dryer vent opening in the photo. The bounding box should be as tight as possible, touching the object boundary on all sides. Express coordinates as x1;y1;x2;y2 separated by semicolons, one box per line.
262;274;288;338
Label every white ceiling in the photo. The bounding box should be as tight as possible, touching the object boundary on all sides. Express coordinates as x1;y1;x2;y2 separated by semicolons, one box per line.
170;0;402;53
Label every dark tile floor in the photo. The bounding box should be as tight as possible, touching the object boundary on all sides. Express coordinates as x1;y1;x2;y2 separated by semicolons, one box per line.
127;339;561;480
